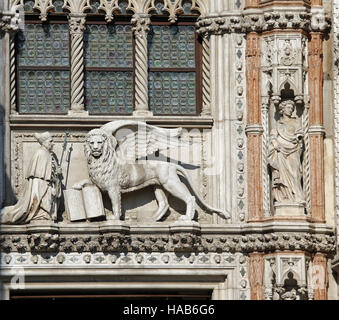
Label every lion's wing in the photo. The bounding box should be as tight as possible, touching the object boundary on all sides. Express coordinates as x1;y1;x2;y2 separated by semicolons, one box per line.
100;120;189;161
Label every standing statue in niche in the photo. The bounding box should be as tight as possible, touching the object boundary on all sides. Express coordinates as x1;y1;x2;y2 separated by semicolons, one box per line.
73;120;230;222
0;132;62;224
268;100;305;206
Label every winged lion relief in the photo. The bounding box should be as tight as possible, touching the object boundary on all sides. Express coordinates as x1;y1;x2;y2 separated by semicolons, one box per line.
73;120;230;223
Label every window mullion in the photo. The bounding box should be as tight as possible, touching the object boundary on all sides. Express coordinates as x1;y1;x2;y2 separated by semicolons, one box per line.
10;34;17;114
68;13;87;115
132;13;153;116
199;32;211;116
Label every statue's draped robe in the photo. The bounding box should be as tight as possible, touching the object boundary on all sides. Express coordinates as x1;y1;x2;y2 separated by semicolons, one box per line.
268;119;305;204
0;147;60;224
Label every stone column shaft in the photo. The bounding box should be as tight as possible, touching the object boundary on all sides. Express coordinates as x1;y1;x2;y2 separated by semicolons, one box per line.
308;32;325;222
201;34;211;116
246;32;263;221
248;252;265;300
9;34;16;114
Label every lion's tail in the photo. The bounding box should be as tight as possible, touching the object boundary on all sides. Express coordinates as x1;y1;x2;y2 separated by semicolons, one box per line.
175;165;231;220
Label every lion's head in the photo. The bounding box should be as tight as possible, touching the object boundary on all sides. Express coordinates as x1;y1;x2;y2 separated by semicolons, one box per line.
84;129;116;163
84;129;117;188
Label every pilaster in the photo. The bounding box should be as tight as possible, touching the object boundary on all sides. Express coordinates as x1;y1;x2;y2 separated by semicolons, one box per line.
308;26;325;223
245;31;263;221
248;252;264;300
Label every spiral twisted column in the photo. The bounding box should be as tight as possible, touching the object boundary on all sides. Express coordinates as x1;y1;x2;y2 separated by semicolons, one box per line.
302;99;311;215
261;100;270;217
69;14;87;114
9;34;17;114
200;34;211;116
132;14;152;116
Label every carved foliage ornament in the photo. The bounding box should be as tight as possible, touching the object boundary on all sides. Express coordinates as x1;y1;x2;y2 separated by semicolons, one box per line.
196;9;330;35
8;0;206;23
145;0;203;23
0;4;21;33
0;232;335;254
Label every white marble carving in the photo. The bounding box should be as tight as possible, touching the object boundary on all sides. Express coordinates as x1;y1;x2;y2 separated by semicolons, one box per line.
268;100;305;214
0;132;62;224
78;121;230;222
264;255;312;300
64;184;105;221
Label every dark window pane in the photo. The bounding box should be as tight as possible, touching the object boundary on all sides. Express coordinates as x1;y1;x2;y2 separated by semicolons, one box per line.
17;24;69;67
84;24;133;68
148;25;195;68
148;72;196;115
84;71;133;114
23;0;35;13
18;70;70;113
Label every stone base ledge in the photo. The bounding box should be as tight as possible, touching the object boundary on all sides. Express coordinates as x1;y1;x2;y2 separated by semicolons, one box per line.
0;220;334;235
0;221;335;255
9;114;214;129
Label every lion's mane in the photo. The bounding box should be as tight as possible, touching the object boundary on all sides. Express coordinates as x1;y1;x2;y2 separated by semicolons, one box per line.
84;129;118;191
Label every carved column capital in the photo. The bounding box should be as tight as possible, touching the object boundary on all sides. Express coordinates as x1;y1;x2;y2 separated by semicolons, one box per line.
68;14;86;35
310;7;330;32
0;7;21;34
131;13;150;37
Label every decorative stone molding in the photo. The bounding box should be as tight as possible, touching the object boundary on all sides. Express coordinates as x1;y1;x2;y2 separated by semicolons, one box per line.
0;251;245;268
33;0;55;21
195;7;330;35
196;14;243;35
145;0;205;23
0;228;335;255
234;33;247;222
98;0;135;22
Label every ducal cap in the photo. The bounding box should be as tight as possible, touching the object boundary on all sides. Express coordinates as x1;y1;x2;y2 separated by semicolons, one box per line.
34;132;52;145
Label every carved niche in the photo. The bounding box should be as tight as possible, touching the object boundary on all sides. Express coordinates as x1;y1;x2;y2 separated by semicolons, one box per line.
261;33;309;217
264;254;312;300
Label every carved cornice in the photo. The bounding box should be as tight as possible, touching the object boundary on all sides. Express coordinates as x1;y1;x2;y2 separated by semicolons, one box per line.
0;224;335;255
196;7;330;35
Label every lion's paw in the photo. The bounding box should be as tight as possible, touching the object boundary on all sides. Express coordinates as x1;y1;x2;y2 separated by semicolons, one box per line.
178;215;193;222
